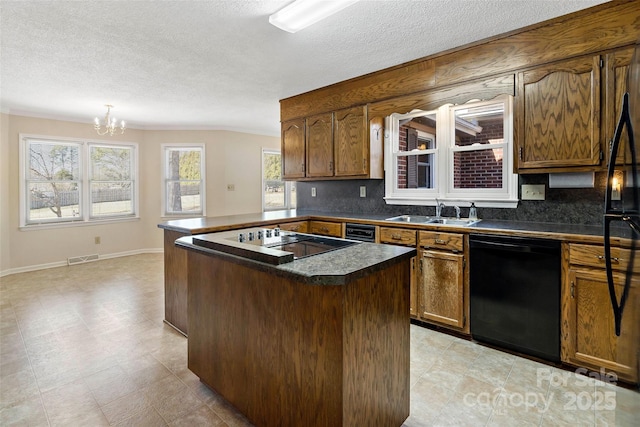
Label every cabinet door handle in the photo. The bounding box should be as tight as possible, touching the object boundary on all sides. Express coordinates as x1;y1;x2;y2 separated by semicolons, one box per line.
329;160;333;171
391;234;403;240
571;281;575;298
596;255;620;263
434;239;446;245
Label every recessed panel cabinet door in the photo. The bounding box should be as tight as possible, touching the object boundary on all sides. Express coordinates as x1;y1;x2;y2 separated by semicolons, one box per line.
604;46;636;167
334;106;368;177
281;119;305;179
516;55;602;172
306;113;334;177
563;268;639;383
419;250;464;328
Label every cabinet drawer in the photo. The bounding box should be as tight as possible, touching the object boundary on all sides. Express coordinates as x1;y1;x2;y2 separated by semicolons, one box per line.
309;220;342;237
380;227;416;246
419;231;464;252
279;221;308;233
569;244;639;274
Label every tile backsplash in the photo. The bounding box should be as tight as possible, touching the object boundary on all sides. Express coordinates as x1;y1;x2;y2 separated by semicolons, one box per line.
296;173;609;225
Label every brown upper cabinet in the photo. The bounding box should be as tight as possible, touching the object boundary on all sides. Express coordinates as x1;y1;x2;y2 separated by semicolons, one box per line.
515;54;602;173
306;113;333;177
282;105;383;180
281;118;305;179
603;46;636;168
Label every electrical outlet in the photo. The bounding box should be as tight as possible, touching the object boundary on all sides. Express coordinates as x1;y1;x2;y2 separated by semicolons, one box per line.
94;236;101;244
521;184;545;201
227;184;235;191
311;187;316;197
359;186;366;198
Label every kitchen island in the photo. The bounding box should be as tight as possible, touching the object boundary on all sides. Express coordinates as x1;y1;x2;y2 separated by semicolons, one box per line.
175;230;415;427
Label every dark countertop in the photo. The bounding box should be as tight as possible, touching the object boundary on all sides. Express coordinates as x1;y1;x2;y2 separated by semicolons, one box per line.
176;234;416;285
159;209;635;245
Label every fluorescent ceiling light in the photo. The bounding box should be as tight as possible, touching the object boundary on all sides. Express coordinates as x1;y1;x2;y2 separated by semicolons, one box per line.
269;0;360;33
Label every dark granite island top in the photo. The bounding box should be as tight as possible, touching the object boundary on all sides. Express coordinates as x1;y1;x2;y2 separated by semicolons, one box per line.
176;229;416;285
176;229;415;427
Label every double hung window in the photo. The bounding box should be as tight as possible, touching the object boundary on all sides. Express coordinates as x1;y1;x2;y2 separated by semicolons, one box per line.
385;96;518;208
262;149;296;211
21;135;137;226
162;145;205;217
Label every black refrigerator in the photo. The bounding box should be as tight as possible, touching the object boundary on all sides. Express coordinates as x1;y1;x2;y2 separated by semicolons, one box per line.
603;41;640;399
603;40;640;338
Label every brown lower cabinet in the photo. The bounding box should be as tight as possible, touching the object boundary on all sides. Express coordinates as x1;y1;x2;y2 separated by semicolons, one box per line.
278;220;308;233
308;220;343;237
416;231;469;334
379;227;418;317
562;243;640;383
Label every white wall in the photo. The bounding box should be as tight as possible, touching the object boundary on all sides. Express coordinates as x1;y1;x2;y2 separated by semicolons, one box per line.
0;114;280;275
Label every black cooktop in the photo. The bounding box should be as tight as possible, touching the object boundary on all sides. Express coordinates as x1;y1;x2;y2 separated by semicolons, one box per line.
193;230;360;265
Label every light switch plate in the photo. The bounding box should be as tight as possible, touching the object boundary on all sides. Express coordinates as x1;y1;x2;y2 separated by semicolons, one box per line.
311;187;316;197
521;184;545;200
359;186;366;198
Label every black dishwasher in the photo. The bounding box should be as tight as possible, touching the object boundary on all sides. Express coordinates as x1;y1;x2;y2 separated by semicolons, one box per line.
469;234;561;362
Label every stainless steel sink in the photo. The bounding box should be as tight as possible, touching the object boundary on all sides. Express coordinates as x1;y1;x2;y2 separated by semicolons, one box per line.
384;215;434;223
385;215;480;227
429;218;481;226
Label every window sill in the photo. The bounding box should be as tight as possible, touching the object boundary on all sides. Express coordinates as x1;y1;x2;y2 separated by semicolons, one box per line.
20;216;140;231
384;196;519;209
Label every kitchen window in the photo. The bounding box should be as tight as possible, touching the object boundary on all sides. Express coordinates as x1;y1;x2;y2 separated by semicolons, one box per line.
384;95;518;208
162;144;205;217
262;149;296;211
20;135;138;227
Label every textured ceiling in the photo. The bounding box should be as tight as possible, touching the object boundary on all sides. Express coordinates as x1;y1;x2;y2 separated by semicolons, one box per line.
1;0;608;136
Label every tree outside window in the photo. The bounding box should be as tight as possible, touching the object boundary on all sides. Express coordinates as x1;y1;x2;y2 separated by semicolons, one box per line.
163;145;205;216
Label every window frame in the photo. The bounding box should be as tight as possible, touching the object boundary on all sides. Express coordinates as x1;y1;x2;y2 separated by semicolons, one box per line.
161;143;206;218
384;95;518;208
262;148;295;212
20;134;139;228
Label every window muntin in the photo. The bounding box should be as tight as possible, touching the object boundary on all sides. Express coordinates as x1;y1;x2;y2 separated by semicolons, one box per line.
21;136;138;226
262;149;296;211
162;145;205;216
385;96;517;207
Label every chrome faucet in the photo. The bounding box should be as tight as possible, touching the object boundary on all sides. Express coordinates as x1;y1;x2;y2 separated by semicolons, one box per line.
435;201;445;218
454;205;461;220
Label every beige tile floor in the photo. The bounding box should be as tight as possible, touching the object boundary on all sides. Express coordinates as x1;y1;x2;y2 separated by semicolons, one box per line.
1;253;638;426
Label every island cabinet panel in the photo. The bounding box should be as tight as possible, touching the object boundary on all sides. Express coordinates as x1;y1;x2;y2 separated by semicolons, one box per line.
163;229;189;336
515;54;602;173
186;251;410;427
281;118;306;179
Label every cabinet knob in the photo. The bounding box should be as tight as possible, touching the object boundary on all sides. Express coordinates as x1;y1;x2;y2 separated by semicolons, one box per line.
392;234;402;240
435;239;446;245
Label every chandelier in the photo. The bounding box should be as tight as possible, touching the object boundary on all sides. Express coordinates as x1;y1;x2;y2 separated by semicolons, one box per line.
94;104;126;136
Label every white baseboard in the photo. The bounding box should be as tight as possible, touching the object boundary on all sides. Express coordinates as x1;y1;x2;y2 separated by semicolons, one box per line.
0;248;164;278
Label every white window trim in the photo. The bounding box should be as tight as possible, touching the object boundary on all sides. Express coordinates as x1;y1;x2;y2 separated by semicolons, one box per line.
161;143;206;218
383;96;518;208
19;134;139;229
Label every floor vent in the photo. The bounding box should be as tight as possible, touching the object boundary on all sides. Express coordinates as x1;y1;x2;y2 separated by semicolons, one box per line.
67;254;100;266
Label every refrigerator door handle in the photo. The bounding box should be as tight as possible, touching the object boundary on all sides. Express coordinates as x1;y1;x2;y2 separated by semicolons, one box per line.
604;91;639;337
